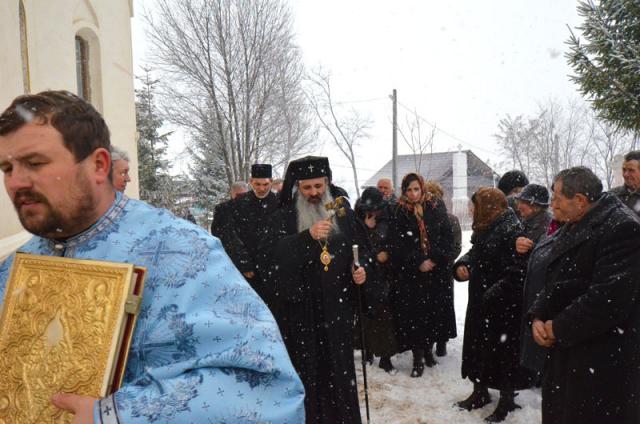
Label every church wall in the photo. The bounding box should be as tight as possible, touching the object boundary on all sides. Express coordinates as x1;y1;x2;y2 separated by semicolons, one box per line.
0;0;136;259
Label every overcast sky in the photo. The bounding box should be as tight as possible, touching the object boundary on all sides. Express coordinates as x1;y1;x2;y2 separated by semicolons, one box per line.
132;0;583;192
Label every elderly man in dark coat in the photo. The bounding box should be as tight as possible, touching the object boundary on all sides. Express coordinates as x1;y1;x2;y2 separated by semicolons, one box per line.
530;166;640;424
610;150;640;216
377;177;398;204
225;164;279;303
210;180;248;239
259;156;372;424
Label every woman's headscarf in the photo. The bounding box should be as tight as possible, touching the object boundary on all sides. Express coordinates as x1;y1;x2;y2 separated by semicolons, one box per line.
398;173;432;254
471;187;508;232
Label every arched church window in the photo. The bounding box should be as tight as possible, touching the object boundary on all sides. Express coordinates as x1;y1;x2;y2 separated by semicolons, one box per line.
75;35;91;101
19;0;30;93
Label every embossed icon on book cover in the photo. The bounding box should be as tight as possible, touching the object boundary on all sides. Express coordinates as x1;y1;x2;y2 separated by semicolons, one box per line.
0;253;145;424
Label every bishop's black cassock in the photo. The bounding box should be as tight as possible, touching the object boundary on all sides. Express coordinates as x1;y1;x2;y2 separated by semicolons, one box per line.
258;156;375;424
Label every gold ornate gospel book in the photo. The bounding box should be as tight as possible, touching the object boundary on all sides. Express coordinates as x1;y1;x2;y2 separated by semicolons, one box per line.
0;253;146;424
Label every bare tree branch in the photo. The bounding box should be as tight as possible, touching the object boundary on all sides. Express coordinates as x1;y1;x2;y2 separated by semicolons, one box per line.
495;97;630;187
305;68;371;196
398;109;436;174
143;0;317;189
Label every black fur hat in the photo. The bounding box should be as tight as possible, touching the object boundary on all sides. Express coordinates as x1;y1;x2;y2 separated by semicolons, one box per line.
251;163;272;179
498;170;529;196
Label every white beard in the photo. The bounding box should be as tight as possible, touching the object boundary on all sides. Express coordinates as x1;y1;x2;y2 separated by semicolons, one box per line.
295;189;340;234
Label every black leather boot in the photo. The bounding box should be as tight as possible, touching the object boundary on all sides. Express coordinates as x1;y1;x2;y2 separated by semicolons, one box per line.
364;349;374;365
484;391;521;422
424;344;437;367
435;341;447;357
378;356;395;373
410;349;425;377
456;384;491;411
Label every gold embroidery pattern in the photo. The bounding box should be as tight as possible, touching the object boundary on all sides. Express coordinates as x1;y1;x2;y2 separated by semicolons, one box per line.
0;256;130;424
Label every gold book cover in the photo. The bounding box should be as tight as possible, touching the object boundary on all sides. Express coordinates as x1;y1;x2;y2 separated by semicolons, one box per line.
0;253;145;424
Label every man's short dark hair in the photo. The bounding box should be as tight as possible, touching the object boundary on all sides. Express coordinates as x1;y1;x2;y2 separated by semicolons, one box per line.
552;166;603;202
0;90;111;162
624;150;640;162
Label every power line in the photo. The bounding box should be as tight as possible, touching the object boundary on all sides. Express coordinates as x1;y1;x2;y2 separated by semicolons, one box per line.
300;97;387;107
334;97;387;105
329;163;381;172
396;100;499;155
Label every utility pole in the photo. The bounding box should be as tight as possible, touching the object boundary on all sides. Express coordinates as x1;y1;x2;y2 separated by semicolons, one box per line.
392;89;398;191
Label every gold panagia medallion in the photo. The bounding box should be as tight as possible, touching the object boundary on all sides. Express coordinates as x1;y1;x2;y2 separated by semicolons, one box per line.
320;246;331;272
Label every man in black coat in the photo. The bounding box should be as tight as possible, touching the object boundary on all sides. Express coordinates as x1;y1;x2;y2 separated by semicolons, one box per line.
610;150;640;216
530;166;640;424
259;156;371;424
210;181;248;239
225;164;279;303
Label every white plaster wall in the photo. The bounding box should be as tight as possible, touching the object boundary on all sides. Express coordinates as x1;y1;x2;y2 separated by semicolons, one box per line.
0;0;136;258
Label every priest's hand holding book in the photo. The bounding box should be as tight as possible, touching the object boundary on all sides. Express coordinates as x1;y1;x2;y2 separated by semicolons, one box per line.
51;393;95;424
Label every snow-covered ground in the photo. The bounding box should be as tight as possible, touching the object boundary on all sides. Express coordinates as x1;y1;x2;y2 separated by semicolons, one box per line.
355;231;542;424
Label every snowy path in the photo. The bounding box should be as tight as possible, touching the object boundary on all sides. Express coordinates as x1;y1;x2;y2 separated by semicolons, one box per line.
355;231;543;423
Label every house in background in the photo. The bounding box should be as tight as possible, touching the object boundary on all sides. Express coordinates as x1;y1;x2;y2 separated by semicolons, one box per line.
363;150;498;227
0;0;137;258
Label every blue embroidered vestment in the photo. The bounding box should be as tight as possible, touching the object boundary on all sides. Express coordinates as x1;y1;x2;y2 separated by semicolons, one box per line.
0;193;305;423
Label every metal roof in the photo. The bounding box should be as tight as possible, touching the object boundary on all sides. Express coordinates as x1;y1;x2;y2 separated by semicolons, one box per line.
363;150;496;187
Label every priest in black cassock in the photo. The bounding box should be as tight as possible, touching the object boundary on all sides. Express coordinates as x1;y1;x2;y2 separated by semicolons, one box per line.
225;164;279;303
259;156;373;424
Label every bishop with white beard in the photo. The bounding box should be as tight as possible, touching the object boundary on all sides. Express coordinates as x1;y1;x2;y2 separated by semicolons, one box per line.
258;156;372;424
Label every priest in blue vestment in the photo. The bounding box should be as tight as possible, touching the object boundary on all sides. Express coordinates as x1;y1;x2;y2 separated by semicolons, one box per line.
0;91;305;423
